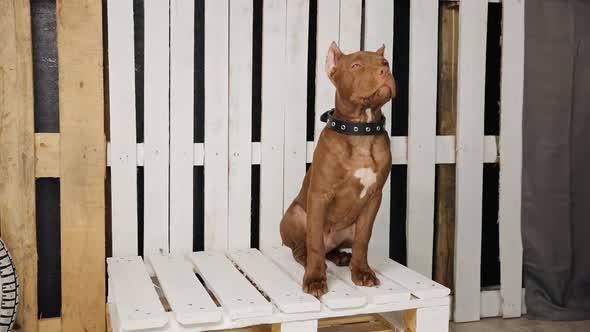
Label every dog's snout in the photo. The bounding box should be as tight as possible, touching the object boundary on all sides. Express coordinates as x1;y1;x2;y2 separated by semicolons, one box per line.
379;68;386;76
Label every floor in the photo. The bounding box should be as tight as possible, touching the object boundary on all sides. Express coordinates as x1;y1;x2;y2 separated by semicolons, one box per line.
450;317;590;332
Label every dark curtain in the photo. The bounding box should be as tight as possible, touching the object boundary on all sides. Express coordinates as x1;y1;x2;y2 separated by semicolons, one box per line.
523;0;590;320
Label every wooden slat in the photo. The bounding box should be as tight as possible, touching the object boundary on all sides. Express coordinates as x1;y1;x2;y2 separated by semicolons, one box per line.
282;0;309;213
480;289;526;318
368;257;449;300
35;133;60;178
204;0;230;250
405;0;439;278
338;0;362;53
38;318;61;332
149;255;222;325
499;0;525;319
434;2;459;291
268;246;367;310
57;1;106;331
170;0;195;253
319;321;391;332
0;1;38;331
277;320;318;332
259;0;287;251
143;0;170;256
453;0;488;323
189;252;272;319
314;0;339;142
228;249;320;313
107;257;168;330
228;0;254;250
327;262;411;305
106;0;138;256
364;0;394;258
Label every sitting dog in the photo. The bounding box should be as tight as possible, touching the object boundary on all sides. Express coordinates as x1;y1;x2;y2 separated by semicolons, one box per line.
280;42;396;296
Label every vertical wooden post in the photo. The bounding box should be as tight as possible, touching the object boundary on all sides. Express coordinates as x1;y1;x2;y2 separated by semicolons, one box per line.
0;1;38;331
434;1;459;291
404;306;449;332
56;0;106;331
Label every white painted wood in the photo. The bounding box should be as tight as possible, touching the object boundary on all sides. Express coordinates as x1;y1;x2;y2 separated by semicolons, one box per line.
368;256;450;299
364;0;394;258
283;0;309;214
453;0;488;323
338;0;362;54
110;295;449;332
499;0;525;319
391;136;408;165
169;0;195;254
204;0;230;250
314;0;339;142
109;136;497;168
279;320;318;332
107;256;168;330
436;136;498;165
149;255;222;325
106;0;138;257
414;306;450;332
327;262;411;305
480;289;526;318
228;248;320;313
228;0;254;250
259;0;287;251
143;0;170;256
194;143;204;166
268;246;367;310
188;252;272;319
406;0;439;278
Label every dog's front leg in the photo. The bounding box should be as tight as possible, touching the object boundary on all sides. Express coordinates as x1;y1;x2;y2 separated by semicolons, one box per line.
351;192;382;287
303;192;331;297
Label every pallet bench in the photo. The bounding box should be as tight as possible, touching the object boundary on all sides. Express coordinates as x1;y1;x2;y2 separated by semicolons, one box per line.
107;247;450;332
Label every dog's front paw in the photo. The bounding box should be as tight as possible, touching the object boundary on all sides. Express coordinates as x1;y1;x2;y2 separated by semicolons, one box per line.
303;273;328;297
351;267;380;287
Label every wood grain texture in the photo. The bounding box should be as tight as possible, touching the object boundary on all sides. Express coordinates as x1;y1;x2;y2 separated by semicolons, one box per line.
0;1;38;331
57;0;106;331
38;318;61;332
434;2;458;291
35;133;60;178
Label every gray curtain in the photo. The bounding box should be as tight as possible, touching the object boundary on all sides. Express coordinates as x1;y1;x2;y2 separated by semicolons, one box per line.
523;0;590;320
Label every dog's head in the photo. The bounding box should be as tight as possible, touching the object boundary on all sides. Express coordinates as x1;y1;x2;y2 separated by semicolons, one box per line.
325;42;396;109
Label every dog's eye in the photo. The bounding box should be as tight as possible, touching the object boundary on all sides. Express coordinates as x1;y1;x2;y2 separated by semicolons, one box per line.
351;63;361;70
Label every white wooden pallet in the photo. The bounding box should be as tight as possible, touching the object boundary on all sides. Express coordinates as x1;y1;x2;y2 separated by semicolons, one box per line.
108;246;449;332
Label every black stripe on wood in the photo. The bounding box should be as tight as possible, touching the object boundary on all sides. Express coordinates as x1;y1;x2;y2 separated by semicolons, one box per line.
35;178;61;318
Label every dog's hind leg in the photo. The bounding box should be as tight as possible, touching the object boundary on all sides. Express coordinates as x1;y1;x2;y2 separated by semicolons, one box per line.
326;249;352;266
280;202;309;266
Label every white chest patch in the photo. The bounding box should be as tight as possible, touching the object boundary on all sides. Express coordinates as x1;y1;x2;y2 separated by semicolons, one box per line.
354;168;377;198
365;109;373;122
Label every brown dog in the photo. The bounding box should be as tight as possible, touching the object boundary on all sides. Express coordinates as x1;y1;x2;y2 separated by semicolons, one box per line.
280;42;396;296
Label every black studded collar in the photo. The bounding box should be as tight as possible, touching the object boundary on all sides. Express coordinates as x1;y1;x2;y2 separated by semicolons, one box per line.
320;109;386;136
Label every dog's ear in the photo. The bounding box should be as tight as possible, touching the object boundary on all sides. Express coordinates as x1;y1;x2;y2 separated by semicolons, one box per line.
325;41;343;78
376;44;385;56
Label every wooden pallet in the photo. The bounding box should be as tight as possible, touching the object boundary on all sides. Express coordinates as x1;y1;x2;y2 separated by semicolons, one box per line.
107;247;449;332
